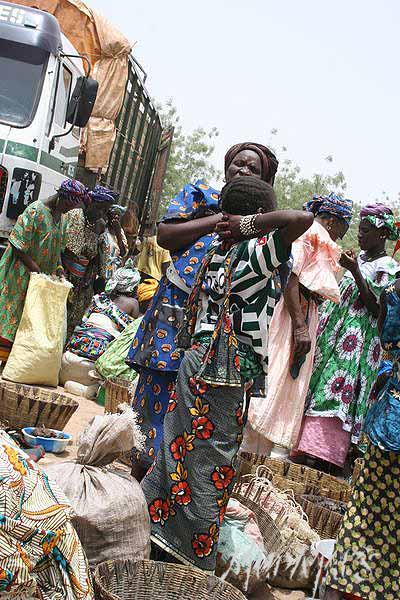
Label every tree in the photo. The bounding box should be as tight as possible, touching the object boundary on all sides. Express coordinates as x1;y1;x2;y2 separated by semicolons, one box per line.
157;100;221;217
271;135;359;250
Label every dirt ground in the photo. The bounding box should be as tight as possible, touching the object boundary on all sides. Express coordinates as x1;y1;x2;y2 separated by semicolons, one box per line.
40;394;103;469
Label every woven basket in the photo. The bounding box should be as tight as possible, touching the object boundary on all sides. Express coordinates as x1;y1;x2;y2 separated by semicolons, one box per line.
94;559;246;600
238;452;351;502
297;495;346;539
105;379;131;414
231;490;285;560
0;379;78;430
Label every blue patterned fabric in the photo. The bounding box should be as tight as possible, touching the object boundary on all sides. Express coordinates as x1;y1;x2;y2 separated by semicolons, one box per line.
132;368;176;468
127;181;220;468
127;180;220;373
364;284;400;452
305;193;353;226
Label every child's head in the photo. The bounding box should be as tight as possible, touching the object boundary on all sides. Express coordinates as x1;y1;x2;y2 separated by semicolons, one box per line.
220;176;277;216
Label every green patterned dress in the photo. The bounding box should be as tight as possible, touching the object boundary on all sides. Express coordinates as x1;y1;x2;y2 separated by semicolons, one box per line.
305;255;398;444
0;201;66;344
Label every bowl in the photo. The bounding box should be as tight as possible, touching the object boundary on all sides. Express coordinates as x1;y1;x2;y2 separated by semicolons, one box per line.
22;427;72;454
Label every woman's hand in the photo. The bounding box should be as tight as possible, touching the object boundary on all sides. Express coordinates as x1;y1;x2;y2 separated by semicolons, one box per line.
215;214;244;242
340;250;358;274
292;324;312;364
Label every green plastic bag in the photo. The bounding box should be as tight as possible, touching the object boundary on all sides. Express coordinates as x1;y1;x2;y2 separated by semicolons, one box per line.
95;318;141;382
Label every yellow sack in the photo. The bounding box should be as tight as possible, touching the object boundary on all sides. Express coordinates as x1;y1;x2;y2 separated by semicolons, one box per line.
3;274;72;387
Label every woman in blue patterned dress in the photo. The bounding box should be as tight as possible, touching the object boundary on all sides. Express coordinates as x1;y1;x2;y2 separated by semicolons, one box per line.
127;143;279;479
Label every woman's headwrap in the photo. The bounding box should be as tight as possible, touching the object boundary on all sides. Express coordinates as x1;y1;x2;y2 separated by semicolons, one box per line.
224;143;279;184
105;258;140;295
58;179;89;206
360;204;400;241
305;193;353;227
89;184;120;204
110;204;127;216
137;278;158;303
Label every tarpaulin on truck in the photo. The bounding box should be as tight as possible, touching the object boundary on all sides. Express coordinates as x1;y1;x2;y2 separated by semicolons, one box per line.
13;0;132;172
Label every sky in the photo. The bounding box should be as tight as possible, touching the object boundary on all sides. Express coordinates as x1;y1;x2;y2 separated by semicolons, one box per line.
90;0;400;205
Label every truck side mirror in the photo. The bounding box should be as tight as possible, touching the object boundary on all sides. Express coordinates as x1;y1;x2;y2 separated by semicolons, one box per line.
66;76;98;128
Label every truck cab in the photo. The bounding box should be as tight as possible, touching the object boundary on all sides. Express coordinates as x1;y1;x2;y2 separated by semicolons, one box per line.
0;2;87;248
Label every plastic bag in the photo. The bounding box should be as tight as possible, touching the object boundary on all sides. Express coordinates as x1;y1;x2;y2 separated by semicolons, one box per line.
3;273;72;386
45;405;150;568
216;516;271;595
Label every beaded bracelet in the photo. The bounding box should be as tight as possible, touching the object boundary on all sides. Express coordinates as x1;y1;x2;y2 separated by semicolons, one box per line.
239;214;260;238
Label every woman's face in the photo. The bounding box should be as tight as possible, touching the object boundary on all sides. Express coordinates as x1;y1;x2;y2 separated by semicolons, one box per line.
86;202;112;221
225;150;262;183
325;217;348;242
358;218;384;251
58;196;83;214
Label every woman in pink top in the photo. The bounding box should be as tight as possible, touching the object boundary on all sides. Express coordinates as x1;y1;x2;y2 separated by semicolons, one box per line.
243;194;353;456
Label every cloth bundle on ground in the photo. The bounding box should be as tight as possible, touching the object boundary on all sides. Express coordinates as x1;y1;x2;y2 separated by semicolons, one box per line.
0;429;93;600
45;405;150;568
3;273;72;386
60;288;136;397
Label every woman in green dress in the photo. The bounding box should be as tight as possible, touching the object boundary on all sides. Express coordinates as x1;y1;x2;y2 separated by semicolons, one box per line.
0;179;88;361
295;204;400;470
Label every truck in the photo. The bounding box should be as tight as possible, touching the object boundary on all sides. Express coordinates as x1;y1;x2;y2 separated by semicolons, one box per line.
0;1;171;250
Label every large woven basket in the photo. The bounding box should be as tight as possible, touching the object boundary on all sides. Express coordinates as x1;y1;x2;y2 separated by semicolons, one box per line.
230;489;286;561
0;379;78;430
94;559;246;600
105;379;131;414
238;452;351;502
297;495;347;539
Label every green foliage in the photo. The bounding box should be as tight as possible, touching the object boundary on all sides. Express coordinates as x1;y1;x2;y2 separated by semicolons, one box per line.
272;137;359;251
157;100;221;217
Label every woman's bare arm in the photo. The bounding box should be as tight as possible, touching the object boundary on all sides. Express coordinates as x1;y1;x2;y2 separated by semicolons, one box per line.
11;244;40;273
157;213;222;252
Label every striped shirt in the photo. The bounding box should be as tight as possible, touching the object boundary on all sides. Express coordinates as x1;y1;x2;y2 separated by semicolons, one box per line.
195;230;291;374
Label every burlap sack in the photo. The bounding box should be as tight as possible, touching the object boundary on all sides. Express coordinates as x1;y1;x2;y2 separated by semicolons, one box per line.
45;405;150;568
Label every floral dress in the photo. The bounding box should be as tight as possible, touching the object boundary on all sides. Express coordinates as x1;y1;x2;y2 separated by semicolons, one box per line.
127;181;220;469
302;254;398;450
0;201;66;344
63;209;99;339
142;231;290;573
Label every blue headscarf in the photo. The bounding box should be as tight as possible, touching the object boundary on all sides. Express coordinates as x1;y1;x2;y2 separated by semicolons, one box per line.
58;179;89;205
305;193;353;227
89;184;119;204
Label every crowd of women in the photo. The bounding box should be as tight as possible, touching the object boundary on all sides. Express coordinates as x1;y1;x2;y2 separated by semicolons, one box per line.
0;139;399;599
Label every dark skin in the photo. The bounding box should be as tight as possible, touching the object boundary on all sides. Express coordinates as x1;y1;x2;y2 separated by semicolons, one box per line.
340;219;388;319
111;294;139;318
216;206;314;250
108;208;128;258
11;193;83;275
157;149;263;252
284;215;349;366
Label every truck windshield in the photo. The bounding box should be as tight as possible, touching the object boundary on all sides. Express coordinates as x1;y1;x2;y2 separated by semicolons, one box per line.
0;40;48;128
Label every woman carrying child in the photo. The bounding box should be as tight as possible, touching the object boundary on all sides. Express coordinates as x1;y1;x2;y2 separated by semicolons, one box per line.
141;176;313;573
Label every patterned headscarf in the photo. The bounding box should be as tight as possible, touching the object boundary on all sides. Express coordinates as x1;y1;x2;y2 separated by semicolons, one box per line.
137;278;159;302
224;143;279;184
89;185;119;204
305;193;353;227
360;204;400;241
58;179;89;206
105;259;140;295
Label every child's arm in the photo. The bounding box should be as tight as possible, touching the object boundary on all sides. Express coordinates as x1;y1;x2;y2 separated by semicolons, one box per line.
217;210;313;248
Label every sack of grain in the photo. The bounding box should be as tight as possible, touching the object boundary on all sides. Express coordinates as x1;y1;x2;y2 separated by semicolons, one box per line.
45;405;149;568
